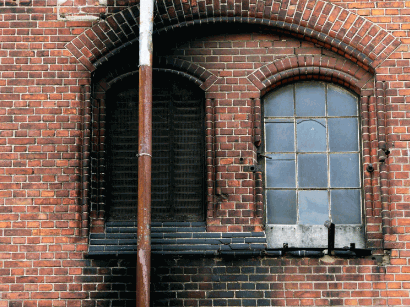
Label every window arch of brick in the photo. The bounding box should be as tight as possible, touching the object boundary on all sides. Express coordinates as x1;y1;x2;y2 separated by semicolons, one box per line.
66;1;400;74
247;55;374;97
88;66;221;234
249;62;392;250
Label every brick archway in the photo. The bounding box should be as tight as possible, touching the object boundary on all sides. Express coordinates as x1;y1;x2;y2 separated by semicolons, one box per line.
93;57;220;94
66;0;400;73
248;54;374;95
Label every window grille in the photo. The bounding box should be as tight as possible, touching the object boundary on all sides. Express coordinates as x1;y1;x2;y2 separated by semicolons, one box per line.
105;73;205;222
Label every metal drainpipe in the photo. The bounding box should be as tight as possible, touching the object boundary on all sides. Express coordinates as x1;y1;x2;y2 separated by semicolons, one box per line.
137;1;154;306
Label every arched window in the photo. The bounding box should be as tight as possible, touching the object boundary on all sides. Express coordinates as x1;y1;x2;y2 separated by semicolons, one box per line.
104;72;205;222
262;82;363;248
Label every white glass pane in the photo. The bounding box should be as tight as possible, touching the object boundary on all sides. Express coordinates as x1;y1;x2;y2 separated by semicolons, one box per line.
330;154;360;188
331;189;361;224
266;190;297;224
295;82;326;116
266;154;296;188
327;85;358;116
299;190;329;225
328;118;359;152
297;119;326;152
264;85;294;117
298;154;327;188
265;120;294;152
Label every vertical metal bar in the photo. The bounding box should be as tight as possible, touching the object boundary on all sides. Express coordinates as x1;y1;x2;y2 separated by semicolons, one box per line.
137;1;153;307
211;98;218;217
80;85;85;235
169;97;175;218
328;223;335;255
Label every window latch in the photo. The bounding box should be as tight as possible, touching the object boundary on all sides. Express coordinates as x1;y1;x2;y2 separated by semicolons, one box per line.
258;153;272;160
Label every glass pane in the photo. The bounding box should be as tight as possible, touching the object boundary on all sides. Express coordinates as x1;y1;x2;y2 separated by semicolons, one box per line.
331;189;361;224
328;118;359;152
298;154;327;188
266;190;297;224
299;190;329;225
266;154;296;188
297;119;326;152
264;85;294;117
295;82;326;116
265;120;294;152
327;85;358;116
330;154;360;188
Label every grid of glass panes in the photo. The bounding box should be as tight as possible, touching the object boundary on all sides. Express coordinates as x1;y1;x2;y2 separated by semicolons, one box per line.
264;82;361;226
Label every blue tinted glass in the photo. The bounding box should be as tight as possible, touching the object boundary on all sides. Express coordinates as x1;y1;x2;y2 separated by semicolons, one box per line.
265;120;294;152
295;82;326;116
330;154;360;188
298;154;327;188
327;85;358;116
266;190;297;224
331;189;361;224
297;119;326;152
299;190;329;225
328;118;359;152
264;85;294;117
266;154;296;188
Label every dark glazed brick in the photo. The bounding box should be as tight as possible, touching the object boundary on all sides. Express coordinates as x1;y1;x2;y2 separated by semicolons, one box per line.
208;291;235;298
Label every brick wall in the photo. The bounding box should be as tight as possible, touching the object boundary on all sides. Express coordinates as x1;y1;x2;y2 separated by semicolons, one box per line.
1;0;410;306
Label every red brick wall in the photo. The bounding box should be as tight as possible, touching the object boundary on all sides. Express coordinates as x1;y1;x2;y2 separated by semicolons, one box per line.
1;0;410;306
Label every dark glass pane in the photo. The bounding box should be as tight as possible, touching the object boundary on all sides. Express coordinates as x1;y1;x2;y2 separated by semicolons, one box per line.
266;190;297;224
330;153;360;188
266;154;296;188
297;119;326;152
295;82;326;116
264;85;294;117
298;154;327;188
331;189;361;224
265;120;294;152
299;190;329;225
327;85;358;116
328;118;359;152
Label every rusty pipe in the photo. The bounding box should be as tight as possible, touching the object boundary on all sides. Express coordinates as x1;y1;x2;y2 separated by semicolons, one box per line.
137;1;154;306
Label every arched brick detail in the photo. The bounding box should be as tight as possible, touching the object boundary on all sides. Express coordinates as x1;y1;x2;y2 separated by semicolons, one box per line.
248;55;373;95
155;57;221;91
92;56;220;92
65;1;400;72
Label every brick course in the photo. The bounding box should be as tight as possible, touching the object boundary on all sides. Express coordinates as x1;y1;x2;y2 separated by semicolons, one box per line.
1;0;410;306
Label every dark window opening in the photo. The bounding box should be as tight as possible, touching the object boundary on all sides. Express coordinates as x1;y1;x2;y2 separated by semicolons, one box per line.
105;72;205;222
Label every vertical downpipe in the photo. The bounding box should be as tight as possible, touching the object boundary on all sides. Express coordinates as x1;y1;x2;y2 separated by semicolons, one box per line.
137;1;153;307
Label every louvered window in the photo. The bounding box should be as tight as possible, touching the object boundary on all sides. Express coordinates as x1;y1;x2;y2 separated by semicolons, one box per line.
105;72;205;222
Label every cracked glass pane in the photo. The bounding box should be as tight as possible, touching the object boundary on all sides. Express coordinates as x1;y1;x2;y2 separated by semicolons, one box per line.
297;119;326;152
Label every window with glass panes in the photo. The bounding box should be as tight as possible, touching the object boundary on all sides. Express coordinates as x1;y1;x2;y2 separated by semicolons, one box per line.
263;82;364;248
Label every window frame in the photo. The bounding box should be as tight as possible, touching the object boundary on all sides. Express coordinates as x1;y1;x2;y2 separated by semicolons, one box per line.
261;81;365;249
